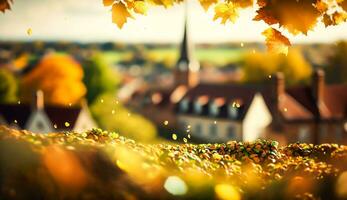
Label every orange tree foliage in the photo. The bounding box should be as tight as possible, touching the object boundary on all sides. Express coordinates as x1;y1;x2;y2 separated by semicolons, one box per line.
102;0;347;55
2;0;347;54
21;54;86;106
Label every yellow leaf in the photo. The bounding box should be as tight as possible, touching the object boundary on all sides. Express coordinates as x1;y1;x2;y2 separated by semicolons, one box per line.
27;28;32;36
112;2;132;29
102;0;114;6
103;0;114;6
213;2;239;24
262;27;291;55
134;1;147;15
199;0;218;11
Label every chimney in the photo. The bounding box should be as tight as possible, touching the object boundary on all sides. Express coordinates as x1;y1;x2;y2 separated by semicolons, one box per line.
272;72;285;103
33;90;44;110
271;72;285;130
312;69;325;105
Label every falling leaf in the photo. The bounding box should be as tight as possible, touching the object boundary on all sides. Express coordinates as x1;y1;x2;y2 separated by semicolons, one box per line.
262;27;291;55
103;0;114;6
65;122;70;127
27;28;32;36
213;2;239;24
112;2;132;29
199;0;218;11
0;0;12;13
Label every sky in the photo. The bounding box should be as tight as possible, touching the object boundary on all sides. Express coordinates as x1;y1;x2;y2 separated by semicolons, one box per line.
1;0;347;44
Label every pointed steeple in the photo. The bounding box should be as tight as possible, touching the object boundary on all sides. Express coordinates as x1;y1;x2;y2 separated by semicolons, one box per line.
174;4;199;88
177;17;193;67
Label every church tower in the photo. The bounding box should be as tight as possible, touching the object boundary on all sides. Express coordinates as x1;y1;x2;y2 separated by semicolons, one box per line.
174;13;200;88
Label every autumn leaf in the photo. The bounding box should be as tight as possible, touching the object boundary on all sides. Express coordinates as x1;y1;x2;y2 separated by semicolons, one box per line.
103;0;114;6
112;2;132;29
262;27;291;55
213;2;239;24
232;0;253;8
255;0;321;35
27;28;32;36
199;0;218;11
133;1;147;15
0;0;12;13
338;0;347;12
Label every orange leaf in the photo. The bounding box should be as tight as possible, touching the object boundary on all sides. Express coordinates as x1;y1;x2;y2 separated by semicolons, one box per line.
0;0;12;13
103;0;114;6
199;0;218;11
262;27;291;55
112;2;132;29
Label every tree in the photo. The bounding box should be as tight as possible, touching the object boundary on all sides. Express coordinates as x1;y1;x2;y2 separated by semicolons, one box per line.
242;48;312;85
20;54;86;106
0;69;18;103
325;41;347;84
90;94;157;142
82;53;121;104
102;0;347;54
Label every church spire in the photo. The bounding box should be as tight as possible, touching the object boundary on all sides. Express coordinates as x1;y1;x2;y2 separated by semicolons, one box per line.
174;4;199;88
177;16;193;66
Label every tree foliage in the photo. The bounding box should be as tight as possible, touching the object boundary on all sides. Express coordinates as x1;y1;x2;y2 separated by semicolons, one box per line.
2;0;347;54
103;0;347;55
0;69;18;103
242;48;312;85
20;54;86;106
90;94;157;142
82;53;120;104
325;41;347;84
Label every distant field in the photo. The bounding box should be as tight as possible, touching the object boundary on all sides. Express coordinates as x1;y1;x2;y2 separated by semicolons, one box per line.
101;47;246;67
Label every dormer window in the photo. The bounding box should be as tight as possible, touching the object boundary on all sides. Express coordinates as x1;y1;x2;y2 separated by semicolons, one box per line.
209;98;225;117
228;100;242;119
209;103;219;117
180;98;189;112
194;95;209;114
194;101;203;114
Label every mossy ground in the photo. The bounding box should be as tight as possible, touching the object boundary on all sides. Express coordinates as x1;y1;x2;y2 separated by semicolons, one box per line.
1;125;347;200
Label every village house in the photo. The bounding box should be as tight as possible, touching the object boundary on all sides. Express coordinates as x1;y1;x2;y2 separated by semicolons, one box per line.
0;90;97;133
124;15;347;144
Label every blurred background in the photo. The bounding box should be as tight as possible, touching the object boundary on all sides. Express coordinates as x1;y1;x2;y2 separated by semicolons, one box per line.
1;0;347;144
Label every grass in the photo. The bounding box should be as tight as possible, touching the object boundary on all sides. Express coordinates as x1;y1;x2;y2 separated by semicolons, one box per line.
1;125;347;200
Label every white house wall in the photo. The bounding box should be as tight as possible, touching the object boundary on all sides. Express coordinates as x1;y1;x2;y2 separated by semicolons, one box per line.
242;93;272;141
73;109;97;132
25;110;53;133
177;115;242;142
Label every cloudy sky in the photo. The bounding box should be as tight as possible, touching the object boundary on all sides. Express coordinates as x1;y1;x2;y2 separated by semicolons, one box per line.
1;0;347;43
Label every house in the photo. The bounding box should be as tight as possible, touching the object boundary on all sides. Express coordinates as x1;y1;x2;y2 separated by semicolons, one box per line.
176;70;347;144
0;90;97;133
268;70;347;144
176;84;272;142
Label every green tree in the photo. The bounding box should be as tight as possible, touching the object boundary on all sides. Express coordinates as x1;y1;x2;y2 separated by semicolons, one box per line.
325;41;347;84
90;94;157;142
83;53;120;104
0;69;18;103
242;48;312;85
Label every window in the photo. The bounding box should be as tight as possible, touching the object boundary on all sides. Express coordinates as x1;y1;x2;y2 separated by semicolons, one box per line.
180;99;189;112
209;103;219;117
209;124;218;136
195;124;203;136
298;126;310;142
228;105;238;119
194;101;203;114
227;126;237;140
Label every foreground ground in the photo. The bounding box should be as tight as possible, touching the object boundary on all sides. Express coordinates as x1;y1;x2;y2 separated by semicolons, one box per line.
1;126;347;200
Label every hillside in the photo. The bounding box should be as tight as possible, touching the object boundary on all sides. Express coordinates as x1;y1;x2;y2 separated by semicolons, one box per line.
1;125;347;200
